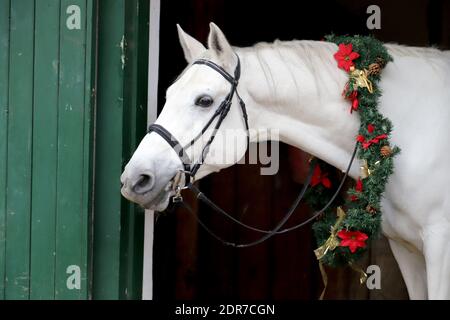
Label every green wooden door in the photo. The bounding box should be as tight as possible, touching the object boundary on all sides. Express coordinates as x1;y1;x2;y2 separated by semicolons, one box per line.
0;0;95;299
0;0;148;300
93;0;148;300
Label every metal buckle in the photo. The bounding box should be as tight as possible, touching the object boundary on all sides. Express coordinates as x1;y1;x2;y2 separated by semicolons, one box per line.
173;185;183;203
171;169;194;203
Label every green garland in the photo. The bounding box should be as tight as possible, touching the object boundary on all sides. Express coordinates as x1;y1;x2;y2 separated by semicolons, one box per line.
307;35;400;268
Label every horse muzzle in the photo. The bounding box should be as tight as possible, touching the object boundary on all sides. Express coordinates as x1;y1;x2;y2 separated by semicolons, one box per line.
120;164;177;211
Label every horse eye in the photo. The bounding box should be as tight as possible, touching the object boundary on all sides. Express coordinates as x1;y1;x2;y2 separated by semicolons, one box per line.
195;95;214;108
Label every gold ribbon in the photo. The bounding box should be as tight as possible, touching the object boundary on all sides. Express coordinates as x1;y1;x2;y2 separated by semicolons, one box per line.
314;234;339;260
314;207;346;260
314;207;346;300
360;159;381;179
360;160;371;179
350;67;373;93
349;262;368;285
318;262;328;300
317;262;368;300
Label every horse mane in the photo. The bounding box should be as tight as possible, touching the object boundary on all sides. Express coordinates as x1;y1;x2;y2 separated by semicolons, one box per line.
241;38;450;60
170;38;449;101
233;39;449;104
236;40;343;103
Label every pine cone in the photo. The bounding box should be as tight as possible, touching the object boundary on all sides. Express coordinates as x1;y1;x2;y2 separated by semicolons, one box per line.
366;205;377;215
375;57;386;68
380;145;392;157
368;63;381;76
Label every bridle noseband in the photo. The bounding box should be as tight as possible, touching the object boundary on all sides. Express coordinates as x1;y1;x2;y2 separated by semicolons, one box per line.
148;56;249;189
147;54;358;248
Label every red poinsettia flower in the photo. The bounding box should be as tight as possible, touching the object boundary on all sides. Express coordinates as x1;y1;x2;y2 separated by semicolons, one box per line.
338;230;368;253
334;43;360;71
350;178;364;201
311;165;332;188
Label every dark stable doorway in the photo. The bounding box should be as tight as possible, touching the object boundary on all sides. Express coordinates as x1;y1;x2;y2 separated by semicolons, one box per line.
153;0;449;300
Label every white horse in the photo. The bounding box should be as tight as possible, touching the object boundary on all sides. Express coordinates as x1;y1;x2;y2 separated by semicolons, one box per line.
121;23;450;299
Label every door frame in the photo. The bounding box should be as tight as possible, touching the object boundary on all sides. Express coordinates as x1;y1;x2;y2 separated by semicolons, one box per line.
142;0;161;300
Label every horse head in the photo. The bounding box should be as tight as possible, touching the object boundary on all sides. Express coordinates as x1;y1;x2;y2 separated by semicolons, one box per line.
121;23;249;210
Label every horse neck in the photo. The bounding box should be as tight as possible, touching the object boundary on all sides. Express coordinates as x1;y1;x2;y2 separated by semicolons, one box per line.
237;40;361;178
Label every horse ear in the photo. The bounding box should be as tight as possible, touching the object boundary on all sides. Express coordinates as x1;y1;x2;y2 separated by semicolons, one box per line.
207;22;235;66
177;24;206;63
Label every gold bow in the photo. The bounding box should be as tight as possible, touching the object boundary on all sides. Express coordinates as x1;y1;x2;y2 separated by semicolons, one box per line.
314;207;346;260
350;67;373;93
360;159;381;179
315;207;346;299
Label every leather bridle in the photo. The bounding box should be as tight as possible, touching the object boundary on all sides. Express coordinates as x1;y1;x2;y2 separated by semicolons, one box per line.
148;56;249;187
147;54;358;248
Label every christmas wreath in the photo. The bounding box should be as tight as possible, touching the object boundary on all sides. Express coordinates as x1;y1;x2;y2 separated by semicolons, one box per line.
308;35;400;269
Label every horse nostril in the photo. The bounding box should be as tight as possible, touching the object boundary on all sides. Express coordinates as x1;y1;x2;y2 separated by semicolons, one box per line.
132;173;155;195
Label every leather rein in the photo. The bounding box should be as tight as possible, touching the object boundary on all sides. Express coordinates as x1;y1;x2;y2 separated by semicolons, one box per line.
147;55;358;248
